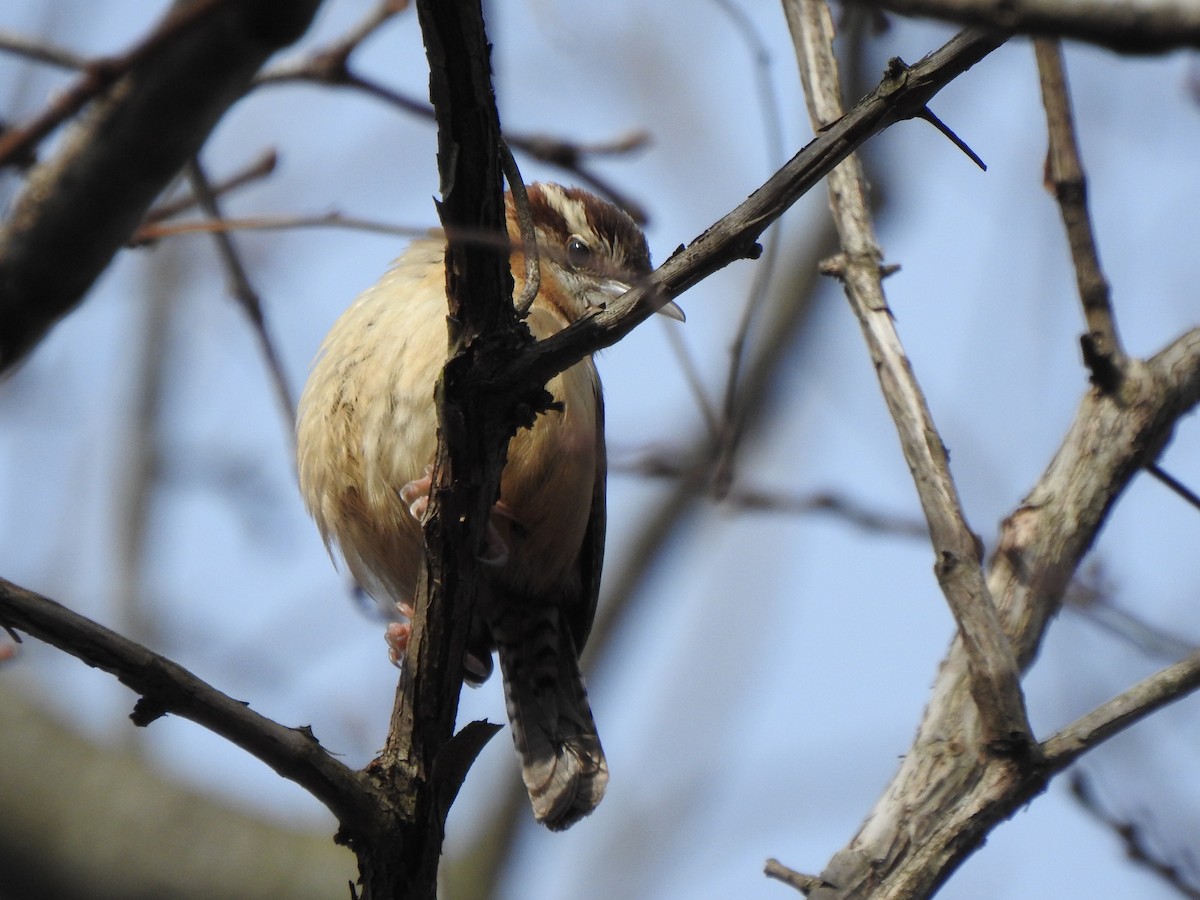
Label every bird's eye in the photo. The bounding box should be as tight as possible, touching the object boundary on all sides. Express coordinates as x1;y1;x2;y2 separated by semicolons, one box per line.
566;236;593;269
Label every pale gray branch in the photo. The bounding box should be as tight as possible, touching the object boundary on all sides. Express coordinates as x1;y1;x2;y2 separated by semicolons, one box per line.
802;329;1200;899
785;0;1032;751
1043;653;1200;769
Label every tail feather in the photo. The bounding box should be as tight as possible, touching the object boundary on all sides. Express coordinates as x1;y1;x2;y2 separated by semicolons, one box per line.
490;598;607;830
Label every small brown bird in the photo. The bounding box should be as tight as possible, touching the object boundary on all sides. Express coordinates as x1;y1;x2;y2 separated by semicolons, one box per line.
296;183;679;830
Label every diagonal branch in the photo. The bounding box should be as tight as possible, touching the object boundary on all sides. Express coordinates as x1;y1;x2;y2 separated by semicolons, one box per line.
1069;772;1200;899
504;27;1008;392
0;577;378;835
1034;38;1126;390
798;327;1200;899
785;0;1032;751
0;0;325;372
1042;652;1200;770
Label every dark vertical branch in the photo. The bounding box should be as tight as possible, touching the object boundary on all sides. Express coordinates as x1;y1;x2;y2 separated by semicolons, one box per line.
369;1;514;897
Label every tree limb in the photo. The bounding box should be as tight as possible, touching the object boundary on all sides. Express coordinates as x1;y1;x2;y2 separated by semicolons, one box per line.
501;27;1008;391
0;0;324;371
0;577;378;835
785;0;1032;751
366;1;513;897
798;330;1200;898
1034;38;1126;390
860;0;1200;54
1043;652;1200;770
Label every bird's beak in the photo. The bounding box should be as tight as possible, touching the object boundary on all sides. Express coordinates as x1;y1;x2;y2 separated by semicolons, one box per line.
653;299;686;322
598;279;686;323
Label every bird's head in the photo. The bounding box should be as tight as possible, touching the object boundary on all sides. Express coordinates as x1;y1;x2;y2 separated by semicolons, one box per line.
506;183;682;325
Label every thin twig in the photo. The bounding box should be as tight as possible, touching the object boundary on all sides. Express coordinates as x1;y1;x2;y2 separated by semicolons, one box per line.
1065;567;1200;661
1034;38;1126;391
184;159;296;432
131;211;430;245
659;321;721;438
143;149;279;225
0;28;89;70
765;858;825;894
260;0;406;83
1071;599;1200;661
259;61;650;221
1042;653;1200;769
915;106;986;169
614;451;928;536
1146;463;1200;513
786;0;1032;751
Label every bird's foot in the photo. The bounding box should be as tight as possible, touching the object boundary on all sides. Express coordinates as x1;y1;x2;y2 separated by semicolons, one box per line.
385;599;492;682
386;601;416;667
399;465;434;521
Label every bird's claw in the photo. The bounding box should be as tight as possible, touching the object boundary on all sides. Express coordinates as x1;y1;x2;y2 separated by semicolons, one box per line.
400;465;434;521
386;600;416;667
386;599;491;680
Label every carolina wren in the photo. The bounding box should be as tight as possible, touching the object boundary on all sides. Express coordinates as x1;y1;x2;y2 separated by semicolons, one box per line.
296;183;679;830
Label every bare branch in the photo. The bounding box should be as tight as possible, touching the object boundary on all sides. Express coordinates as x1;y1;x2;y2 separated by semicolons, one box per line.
0;28;88;70
1034;38;1126;390
0;0;230;168
786;0;1032;751
861;0;1200;54
800;328;1200;899
613;452;928;536
0;0;324;372
257;12;651;222
257;0;405;84
1042;653;1200;770
1147;463;1200;513
143;148;279;224
504;26;1009;392
710;0;789;494
1065;566;1200;660
659;320;721;437
0;577;377;834
131;211;430;244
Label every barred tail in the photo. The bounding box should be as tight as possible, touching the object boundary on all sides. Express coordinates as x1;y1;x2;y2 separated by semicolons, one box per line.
491;598;607;830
